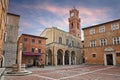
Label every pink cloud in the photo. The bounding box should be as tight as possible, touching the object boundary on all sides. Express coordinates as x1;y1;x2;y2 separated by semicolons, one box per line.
21;3;111;35
78;7;110;27
35;4;69;16
22;22;31;27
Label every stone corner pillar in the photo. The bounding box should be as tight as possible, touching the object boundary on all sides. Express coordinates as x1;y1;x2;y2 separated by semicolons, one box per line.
69;53;71;65
63;54;65;65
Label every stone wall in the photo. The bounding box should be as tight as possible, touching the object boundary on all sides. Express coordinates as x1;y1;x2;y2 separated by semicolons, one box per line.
3;13;20;67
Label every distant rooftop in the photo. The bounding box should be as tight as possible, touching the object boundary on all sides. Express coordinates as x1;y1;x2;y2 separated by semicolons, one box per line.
7;12;20;17
21;34;47;39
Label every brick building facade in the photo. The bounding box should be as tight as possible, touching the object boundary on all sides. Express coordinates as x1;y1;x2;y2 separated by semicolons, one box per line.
0;0;8;67
3;13;20;67
82;19;120;66
17;34;47;67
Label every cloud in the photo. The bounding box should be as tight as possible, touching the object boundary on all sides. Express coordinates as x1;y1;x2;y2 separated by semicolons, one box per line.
22;22;32;28
9;0;116;37
35;4;68;16
29;3;110;28
20;3;111;33
78;7;110;27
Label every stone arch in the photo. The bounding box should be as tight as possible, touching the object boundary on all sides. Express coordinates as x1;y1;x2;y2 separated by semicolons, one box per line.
57;49;63;65
65;50;70;65
47;49;52;65
71;51;75;65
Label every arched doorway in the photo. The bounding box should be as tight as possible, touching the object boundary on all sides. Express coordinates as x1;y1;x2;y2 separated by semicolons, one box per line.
47;49;52;65
57;49;63;65
65;50;69;65
71;51;75;65
82;52;85;63
33;56;39;66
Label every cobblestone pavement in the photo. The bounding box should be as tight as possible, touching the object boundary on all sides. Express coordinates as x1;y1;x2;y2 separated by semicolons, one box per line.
4;65;120;80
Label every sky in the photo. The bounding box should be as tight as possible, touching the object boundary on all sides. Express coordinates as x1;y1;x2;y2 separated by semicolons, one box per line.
8;0;120;39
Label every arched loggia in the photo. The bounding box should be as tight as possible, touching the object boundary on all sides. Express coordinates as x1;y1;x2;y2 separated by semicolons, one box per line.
71;51;75;65
65;50;69;65
47;49;52;65
57;49;63;65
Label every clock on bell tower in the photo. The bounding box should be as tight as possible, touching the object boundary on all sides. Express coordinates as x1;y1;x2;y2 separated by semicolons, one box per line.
68;7;81;38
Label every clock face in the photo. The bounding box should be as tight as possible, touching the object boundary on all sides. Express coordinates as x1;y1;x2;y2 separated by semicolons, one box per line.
71;12;74;17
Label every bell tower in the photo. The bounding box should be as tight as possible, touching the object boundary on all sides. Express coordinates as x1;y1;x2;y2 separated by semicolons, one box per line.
68;7;81;38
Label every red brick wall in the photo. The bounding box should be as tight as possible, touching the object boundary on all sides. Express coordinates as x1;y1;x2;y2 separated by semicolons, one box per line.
83;20;120;65
17;34;46;66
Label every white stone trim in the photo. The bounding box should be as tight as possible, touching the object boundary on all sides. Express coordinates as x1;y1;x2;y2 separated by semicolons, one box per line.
104;52;116;66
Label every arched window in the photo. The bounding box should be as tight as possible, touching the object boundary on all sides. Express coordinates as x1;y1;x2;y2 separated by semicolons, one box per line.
59;37;62;44
77;23;79;29
72;41;74;46
71;23;73;28
66;39;69;45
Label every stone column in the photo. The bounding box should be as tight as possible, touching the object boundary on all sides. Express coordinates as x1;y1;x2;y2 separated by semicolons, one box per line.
104;53;107;66
54;54;57;66
19;43;22;71
69;54;71;65
113;53;116;66
46;54;48;65
52;55;53;66
63;54;65;65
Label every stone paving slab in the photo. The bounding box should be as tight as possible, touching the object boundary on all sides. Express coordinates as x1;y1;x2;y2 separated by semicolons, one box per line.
0;68;5;80
4;65;120;80
63;72;120;80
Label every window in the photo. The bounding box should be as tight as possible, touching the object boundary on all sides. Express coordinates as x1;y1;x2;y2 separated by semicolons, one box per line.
38;49;41;53
3;50;5;55
77;23;79;29
89;28;95;34
92;54;96;58
72;41;74;46
99;26;105;33
23;47;27;52
4;32;7;42
71;23;73;28
32;39;35;43
78;42;80;48
113;37;120;44
31;48;35;52
24;38;27;42
59;37;62;44
38;40;41;44
100;39;107;46
111;23;119;30
116;53;120;56
66;39;69;45
90;40;96;47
